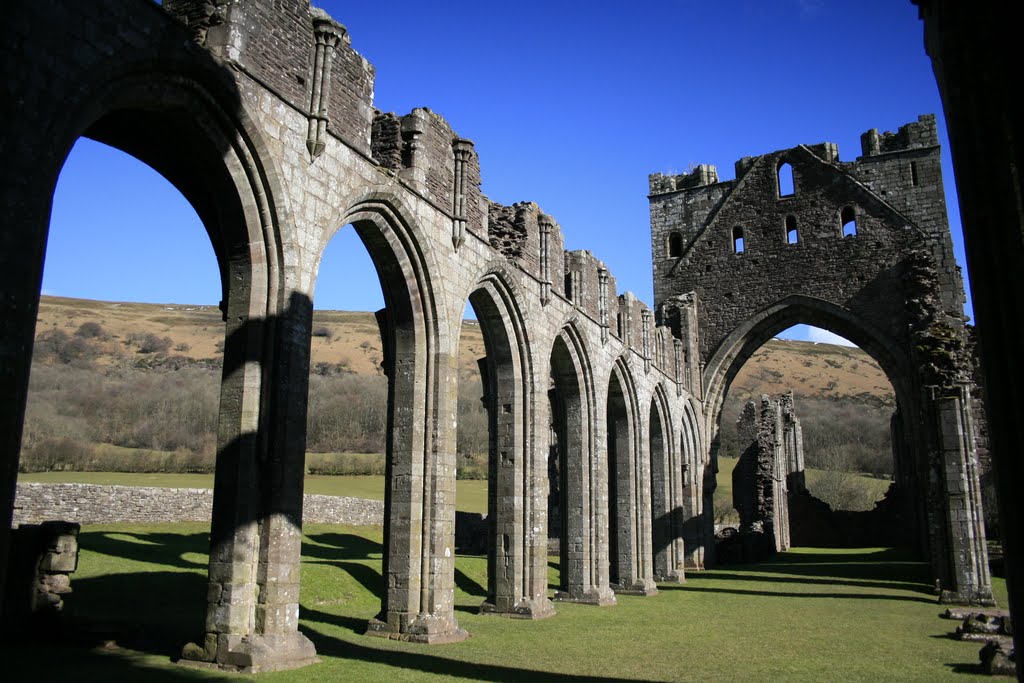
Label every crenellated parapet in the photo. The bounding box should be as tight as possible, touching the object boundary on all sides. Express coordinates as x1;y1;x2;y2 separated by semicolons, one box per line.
860;114;939;157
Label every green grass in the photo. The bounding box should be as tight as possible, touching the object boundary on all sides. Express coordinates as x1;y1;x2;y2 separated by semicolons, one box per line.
1;522;1010;681
17;472;490;514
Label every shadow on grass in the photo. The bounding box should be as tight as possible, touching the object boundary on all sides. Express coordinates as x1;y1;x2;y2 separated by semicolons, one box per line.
304;532;382;561
455;568;487;597
301;605;370;635
1;642;215;682
84;531;208;570
69;571;206;657
678;571;932;596
703;547;933;593
944;662;988;676
675;584;936;603
300;623;658;683
303;560;383;599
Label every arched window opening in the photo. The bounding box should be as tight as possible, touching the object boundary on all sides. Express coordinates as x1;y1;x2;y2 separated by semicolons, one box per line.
715;322;899;542
785;215;799;244
28;137;222;476
307;227;388;476
732;226;746;254
841;207;857;237
667;231;683;258
777;161;795;197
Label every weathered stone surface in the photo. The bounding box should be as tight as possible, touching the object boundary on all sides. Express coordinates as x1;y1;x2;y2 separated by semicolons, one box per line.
1;1;700;669
650;115;992;603
1;521;80;634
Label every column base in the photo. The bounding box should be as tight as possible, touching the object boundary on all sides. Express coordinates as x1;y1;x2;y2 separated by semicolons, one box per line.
366;612;469;644
180;632;318;674
940;587;997;607
479;596;557;619
553;586;617;606
655;569;686;584
612;579;658;596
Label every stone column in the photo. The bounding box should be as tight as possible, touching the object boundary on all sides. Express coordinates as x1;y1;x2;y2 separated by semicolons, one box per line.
0;174;51;617
935;386;994;606
367;339;466;643
185;290;317;672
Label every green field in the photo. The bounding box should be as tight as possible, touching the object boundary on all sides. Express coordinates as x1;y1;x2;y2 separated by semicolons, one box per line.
1;522;1009;681
18;472;490;514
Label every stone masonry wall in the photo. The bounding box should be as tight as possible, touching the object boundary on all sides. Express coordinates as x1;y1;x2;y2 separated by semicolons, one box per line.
13;483;384;527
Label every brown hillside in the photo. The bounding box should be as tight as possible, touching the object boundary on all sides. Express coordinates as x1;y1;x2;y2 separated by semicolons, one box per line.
35;296;892;407
729;338;895;407
34;295;486;376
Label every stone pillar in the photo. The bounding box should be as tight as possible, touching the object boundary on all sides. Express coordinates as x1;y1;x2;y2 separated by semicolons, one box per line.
935;387;994;606
551;340;615;606
451;139;473;250
367;322;466;643
598;268;609;344
0;176;50;617
538;215;552;305
399;109;428;192
184;291;317;673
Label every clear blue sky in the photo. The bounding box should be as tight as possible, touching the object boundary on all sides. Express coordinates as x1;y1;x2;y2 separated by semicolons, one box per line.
44;0;967;346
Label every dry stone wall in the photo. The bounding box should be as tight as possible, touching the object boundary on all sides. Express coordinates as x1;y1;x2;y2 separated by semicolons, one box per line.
13;483;384;527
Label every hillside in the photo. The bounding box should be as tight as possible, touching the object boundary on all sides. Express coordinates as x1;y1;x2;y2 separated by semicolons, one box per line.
34;296;892;403
33;295;486;376
25;296;896;509
729;338;893;408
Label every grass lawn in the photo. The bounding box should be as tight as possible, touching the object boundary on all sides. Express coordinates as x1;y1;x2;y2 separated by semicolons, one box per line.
17;472;490;514
2;522;1009;681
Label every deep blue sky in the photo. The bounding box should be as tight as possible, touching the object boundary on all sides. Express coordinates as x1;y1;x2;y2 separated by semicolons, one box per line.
44;0;967;346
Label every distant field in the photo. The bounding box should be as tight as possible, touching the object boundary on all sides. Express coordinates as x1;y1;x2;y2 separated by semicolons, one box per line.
18;471;489;514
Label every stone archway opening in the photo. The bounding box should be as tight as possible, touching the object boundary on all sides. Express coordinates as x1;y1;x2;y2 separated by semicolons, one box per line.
706;305;920;565
606;363;656;596
453;281;553;620
718;323;899;519
22;137;224;480
548;331;615;606
304;227;388;479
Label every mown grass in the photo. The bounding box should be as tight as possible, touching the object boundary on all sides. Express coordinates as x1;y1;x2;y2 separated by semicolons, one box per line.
1;522;1009;682
17;472;490;514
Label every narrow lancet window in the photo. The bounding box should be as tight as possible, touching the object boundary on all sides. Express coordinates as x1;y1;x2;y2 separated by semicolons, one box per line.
732;226;745;254
778;161;795;197
668;231;683;258
841;207;857;237
786;215;798;244
910;161;919;187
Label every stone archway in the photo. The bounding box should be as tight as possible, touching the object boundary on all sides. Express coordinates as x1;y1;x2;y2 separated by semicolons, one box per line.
650;384;685;583
549;326;615;606
606;359;657;596
650;121;992;604
464;271;553;620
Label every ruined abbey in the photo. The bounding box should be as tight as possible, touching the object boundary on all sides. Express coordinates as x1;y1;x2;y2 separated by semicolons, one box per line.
1;0;1019;676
